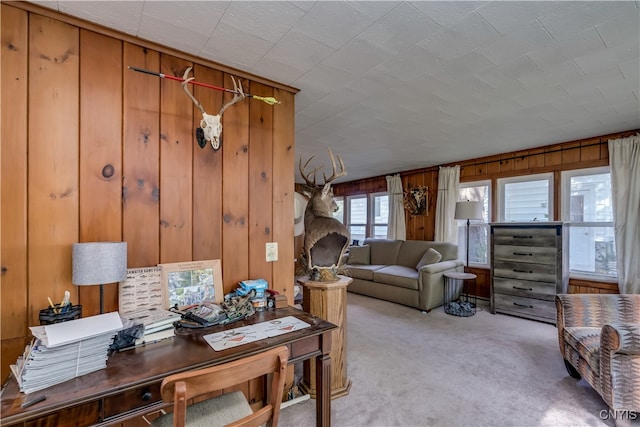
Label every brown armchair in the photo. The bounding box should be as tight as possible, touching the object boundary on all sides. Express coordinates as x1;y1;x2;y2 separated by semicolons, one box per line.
556;294;640;412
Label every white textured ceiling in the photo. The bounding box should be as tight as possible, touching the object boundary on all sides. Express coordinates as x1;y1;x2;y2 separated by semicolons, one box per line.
30;1;640;183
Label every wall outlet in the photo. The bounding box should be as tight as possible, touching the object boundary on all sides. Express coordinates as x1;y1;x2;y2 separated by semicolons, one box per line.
266;242;278;262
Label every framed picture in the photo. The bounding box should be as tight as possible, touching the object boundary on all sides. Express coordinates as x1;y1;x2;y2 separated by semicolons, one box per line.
160;259;223;308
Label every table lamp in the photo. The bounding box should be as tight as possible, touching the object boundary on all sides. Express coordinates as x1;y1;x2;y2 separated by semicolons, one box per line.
72;242;127;313
454;201;483;270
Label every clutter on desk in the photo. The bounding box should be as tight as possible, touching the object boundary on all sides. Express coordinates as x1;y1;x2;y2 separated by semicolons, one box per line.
126;307;181;347
173;289;257;330
39;291;81;325
12;312;123;394
237;278;268;311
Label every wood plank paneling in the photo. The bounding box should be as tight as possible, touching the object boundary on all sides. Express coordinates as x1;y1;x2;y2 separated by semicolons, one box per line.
1;4;29;381
192;64;223;262
159;55;193;263
0;5;298;386
27;14;79;327
123;43;161;268
272;89;295;299
222;75;250;293
78;29;123;315
248;82;274;284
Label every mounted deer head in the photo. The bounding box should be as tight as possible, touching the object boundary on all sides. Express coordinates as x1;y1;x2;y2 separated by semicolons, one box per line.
298;148;346;219
298;149;350;281
182;67;246;151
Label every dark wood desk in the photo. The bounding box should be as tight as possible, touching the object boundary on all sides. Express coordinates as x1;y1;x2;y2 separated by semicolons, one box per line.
1;307;336;427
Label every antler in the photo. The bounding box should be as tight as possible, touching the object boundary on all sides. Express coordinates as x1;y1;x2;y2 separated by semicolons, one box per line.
218;76;246;116
181;67;206;115
323;148;347;183
299;155;319;188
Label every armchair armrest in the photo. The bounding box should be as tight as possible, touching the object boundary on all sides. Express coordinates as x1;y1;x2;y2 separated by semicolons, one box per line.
599;323;640;411
601;323;640;355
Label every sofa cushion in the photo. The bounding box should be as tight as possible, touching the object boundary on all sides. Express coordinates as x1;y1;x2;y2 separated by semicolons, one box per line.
416;248;442;270
346;265;386;281
348;245;370;265
373;265;419;290
564;326;601;372
365;239;403;265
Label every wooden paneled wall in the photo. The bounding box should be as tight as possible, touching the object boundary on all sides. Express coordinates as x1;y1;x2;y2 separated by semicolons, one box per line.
334;130;639;299
0;3;296;381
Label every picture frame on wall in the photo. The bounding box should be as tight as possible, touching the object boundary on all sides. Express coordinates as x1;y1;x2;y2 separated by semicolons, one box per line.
160;259;223;308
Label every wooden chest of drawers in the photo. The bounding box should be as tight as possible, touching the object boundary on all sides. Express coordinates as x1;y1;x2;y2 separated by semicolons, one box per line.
490;222;567;324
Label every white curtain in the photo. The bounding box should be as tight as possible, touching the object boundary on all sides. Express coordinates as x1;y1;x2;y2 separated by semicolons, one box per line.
386;174;406;240
608;134;640;294
434;166;460;243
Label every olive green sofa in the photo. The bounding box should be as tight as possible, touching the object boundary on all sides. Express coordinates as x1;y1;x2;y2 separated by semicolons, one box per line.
344;239;463;312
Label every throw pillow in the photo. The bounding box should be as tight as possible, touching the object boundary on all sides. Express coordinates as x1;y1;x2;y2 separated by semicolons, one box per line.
348;245;370;265
416;248;442;270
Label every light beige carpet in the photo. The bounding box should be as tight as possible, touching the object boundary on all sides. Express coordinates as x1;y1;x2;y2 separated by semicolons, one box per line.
279;292;634;427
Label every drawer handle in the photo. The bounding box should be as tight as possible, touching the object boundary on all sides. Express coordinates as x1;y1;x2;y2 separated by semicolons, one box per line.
513;235;533;239
513;252;533;256
513;302;533;309
141;390;153;402
513;269;533;274
513;286;533;291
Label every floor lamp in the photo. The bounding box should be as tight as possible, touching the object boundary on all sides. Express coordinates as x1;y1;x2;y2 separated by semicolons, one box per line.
72;242;127;314
454;201;483;271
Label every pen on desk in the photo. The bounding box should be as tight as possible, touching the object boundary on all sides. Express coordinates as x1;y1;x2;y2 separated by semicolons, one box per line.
21;394;46;408
47;297;59;314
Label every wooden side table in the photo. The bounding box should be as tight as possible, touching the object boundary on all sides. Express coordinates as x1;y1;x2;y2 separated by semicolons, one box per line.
443;272;477;317
298;275;352;399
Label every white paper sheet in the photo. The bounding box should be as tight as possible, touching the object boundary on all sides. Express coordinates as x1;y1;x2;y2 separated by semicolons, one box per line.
30;312;123;348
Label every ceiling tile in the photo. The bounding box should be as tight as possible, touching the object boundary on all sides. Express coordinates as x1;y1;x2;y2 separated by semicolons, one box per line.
475;21;555;65
293;2;378;49
538;1;633;43
58;1;143;36
475;1;561;34
410;1;484;28
356;2;443;55
526;28;605;69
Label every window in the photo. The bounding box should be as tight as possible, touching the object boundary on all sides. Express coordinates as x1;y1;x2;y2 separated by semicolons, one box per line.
562;167;616;281
371;193;389;239
497;173;553;222
346;195;367;244
332;197;344;223
345;192;389;243
457;181;490;266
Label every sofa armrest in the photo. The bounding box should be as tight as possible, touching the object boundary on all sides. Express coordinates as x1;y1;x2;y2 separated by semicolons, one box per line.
418;260;463;274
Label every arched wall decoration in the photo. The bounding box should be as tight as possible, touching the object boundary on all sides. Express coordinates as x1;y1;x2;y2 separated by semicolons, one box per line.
404;185;429;216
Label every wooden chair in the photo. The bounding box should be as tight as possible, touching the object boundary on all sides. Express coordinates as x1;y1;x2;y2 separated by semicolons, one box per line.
152;346;289;427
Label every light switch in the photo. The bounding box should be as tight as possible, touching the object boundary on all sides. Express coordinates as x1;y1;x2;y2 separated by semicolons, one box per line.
266;242;278;262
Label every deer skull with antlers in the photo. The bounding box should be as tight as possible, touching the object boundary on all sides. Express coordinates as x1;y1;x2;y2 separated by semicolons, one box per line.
182;67;246;151
299;148;351;281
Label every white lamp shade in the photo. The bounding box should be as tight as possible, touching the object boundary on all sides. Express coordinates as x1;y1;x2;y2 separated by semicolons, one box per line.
454;201;483;221
72;242;127;285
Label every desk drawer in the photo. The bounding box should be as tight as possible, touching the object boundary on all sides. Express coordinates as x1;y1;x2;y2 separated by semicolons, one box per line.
493;244;557;265
103;382;162;420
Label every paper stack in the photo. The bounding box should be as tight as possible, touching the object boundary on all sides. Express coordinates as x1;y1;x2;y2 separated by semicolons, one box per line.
125;308;181;346
11;312;123;394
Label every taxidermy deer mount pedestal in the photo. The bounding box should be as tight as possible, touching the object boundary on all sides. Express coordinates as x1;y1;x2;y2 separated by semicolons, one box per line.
299;149;350;282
